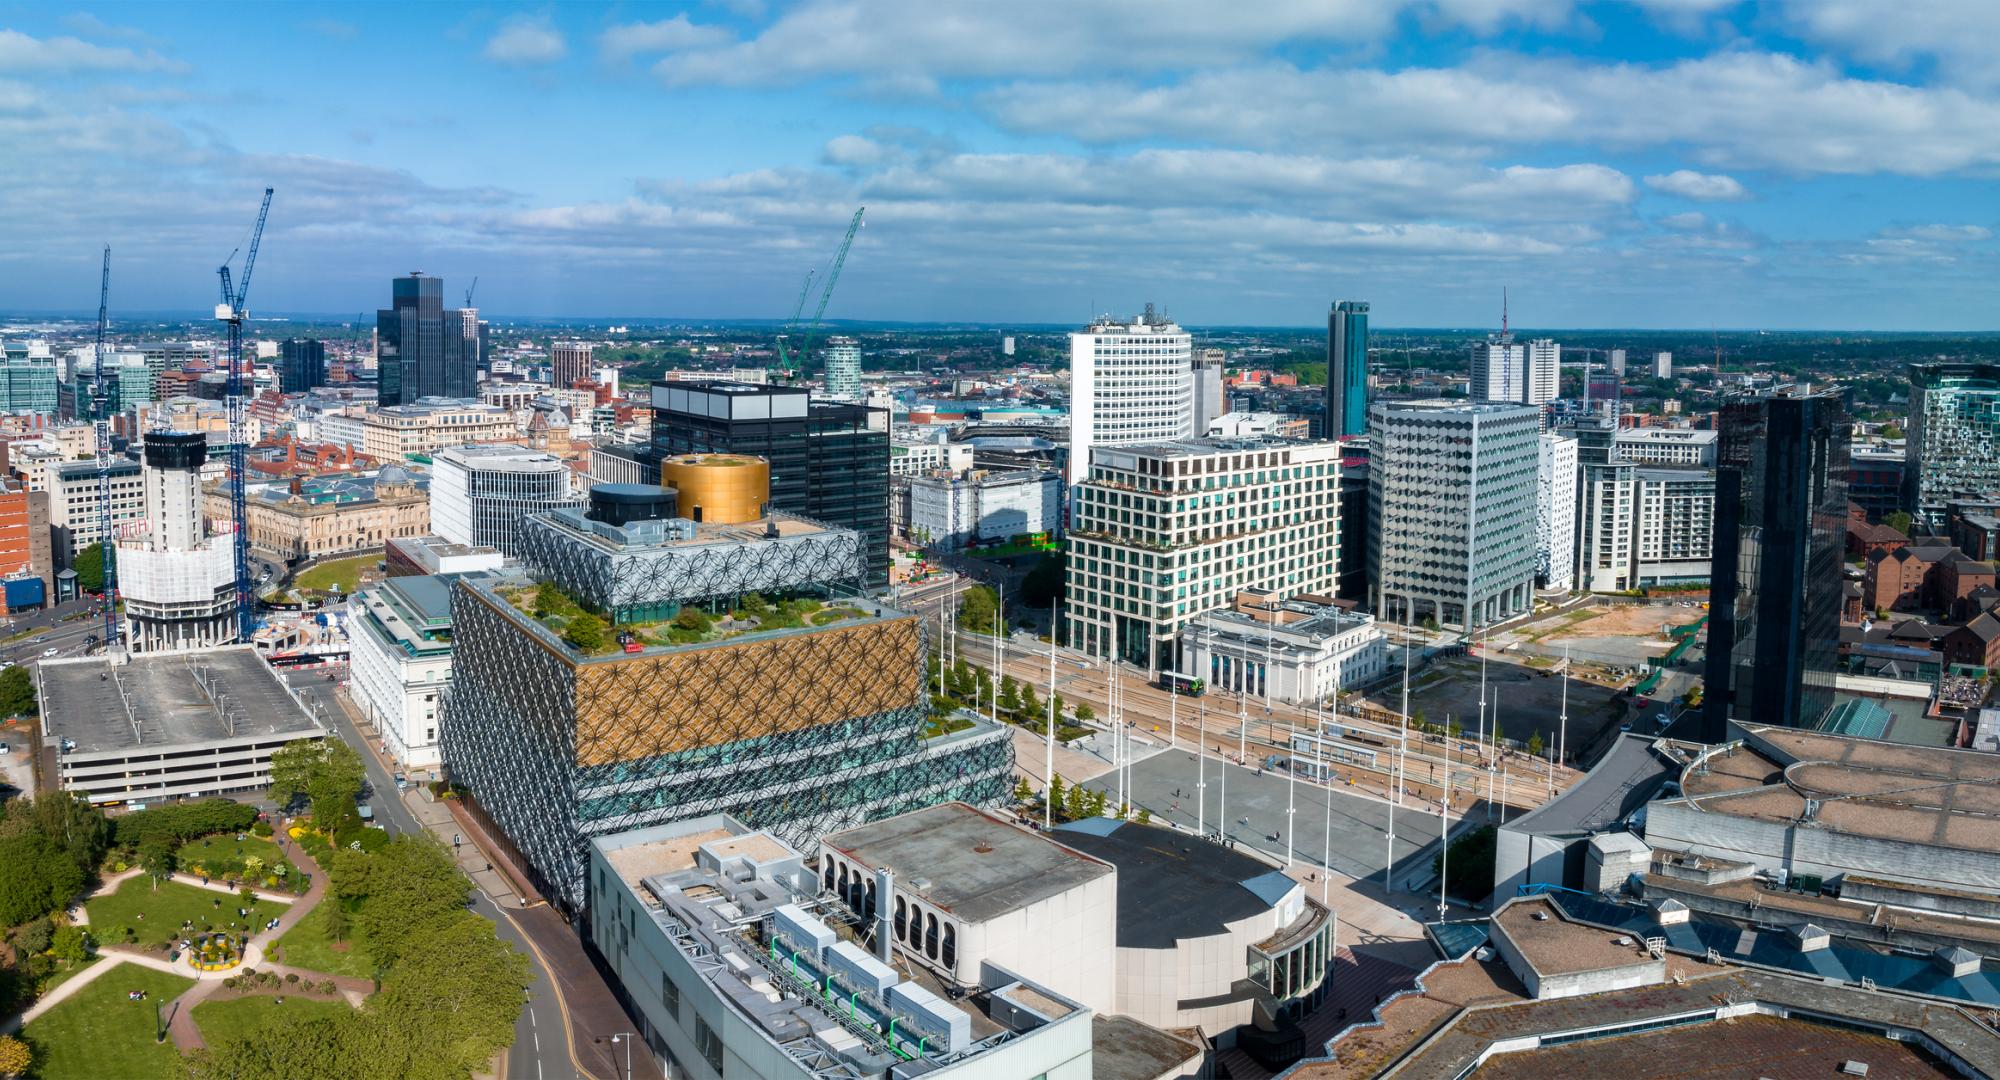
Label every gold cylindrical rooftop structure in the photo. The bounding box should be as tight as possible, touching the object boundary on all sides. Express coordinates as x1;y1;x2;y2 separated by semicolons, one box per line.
660;454;769;525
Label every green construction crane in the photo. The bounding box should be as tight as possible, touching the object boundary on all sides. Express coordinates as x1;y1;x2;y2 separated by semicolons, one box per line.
780;206;865;380
774;268;816;376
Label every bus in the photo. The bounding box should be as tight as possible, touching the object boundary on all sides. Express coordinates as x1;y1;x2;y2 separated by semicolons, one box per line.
1160;673;1206;697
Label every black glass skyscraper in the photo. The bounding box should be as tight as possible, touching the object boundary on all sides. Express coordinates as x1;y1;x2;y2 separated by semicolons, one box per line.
376;273;476;405
1326;300;1369;438
279;338;326;393
1701;385;1849;742
649;382;890;587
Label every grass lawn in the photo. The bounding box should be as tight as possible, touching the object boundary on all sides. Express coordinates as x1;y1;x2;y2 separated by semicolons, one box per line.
291;552;381;595
19;964;194;1080
192;993;354;1044
176;832;299;890
272;901;372;979
34;954;102;998
85;877;290;949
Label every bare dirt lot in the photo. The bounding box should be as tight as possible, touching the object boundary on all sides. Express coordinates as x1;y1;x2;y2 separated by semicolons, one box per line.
1548;602;1705;640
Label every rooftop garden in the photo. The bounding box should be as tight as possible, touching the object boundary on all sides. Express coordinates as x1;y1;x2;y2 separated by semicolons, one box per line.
498;581;873;658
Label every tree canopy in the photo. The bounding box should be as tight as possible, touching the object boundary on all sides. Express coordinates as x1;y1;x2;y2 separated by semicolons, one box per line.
956;584;1000;635
71;542;106;593
0;666;36;718
267;739;367;831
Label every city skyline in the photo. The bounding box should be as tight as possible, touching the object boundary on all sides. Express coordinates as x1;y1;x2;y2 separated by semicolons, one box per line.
0;3;1995;330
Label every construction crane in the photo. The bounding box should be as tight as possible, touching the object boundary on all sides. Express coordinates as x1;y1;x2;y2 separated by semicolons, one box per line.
90;246;120;650
465;276;478;308
778;206;865;380
772;268;815;376
216;187;273;643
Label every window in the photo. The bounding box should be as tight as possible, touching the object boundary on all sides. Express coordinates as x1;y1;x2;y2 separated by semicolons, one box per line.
924;912;939;960
660;972;680;1020
694;1016;724;1073
895;897;908;941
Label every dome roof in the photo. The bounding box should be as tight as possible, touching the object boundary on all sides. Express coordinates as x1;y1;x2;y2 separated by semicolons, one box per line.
375;464;412;486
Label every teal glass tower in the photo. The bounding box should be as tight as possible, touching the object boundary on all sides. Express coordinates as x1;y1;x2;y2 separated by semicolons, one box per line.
1326;300;1369;438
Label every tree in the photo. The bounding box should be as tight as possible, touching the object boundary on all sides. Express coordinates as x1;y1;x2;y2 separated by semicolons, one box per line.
323;900;352;944
0;1034;31;1079
140;837;176;889
1884;510;1913;536
72;542;106;593
1048;775;1065;814
956;585;999;635
1019;684;1041;722
186;1011;362;1080
1012;777;1033;804
269;739;367;831
1073;703;1095;724
672;607;710;632
1432;825;1499;903
371;914;530;1080
1063;781;1086;822
15;920;51;959
355;835;473;970
561;612;606;652
1880;422;1905;441
0;667;35;718
999;674;1020;712
49;924;87;969
1527;732;1546;758
1021;553;1064;609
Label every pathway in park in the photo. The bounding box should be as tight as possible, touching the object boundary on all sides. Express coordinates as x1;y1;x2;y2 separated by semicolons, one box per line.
2;836;358;1055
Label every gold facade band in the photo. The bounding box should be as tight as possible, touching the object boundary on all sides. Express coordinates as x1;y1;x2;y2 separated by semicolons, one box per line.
660;454;770;525
572;616;922;767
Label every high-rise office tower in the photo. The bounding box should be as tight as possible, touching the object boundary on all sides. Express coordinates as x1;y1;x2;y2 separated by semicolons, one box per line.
1191;349;1227;435
1067;305;1192;484
1905;363;2000;534
1524;339;1560;405
649;382;890;588
1702;385;1849;741
1654;351;1674;379
823;336;861;399
116;432;239;653
1470;339;1525;404
376;273;476;405
1326;300;1369;438
1368;400;1540;631
430;445;586;557
551;341;595;389
1609;348;1627;375
1536;433;1577;591
279;338;327;393
1471;338;1559;406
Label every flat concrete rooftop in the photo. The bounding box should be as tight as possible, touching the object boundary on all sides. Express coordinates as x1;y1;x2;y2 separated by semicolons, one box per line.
42;646;319;754
1493;897;1658;977
1474;1012;1959;1080
823;802;1113;925
1679;725;2000;851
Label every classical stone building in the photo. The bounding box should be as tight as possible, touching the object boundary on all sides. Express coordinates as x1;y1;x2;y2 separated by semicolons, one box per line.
209;466;430;561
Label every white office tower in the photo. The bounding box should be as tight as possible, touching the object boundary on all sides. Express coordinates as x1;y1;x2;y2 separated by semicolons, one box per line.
551;341;594;389
1067;304;1193;483
1191;348;1227;436
431;444;586;557
1524;339;1560;405
1367;401;1540;631
1609;348;1627;375
1470;339;1525;403
823;336;862;399
116;432;239;654
1654;351;1673;379
1002;335;1016;356
1472;338;1560;405
1537;433;1578;591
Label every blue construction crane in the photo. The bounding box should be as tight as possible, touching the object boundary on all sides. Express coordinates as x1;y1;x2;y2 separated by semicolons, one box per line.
90;246;120;650
216;187;272;642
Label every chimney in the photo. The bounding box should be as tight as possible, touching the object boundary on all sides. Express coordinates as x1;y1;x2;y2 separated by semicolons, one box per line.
874;866;894;963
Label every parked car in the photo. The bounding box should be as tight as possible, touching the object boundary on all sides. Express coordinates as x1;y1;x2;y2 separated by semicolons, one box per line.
40;647;58;658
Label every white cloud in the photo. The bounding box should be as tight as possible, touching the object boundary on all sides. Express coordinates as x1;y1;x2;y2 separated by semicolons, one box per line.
984;52;2000;177
1659;211;1708;230
601;15;733;61
821;135;889;168
1779;0;2000;88
0;28;184;73
1644;170;1748;201
1879;224;1993;242
483;16;568;66
58;13;156;44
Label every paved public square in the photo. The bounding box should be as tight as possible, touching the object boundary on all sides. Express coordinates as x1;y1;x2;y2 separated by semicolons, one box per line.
1081;748;1449;890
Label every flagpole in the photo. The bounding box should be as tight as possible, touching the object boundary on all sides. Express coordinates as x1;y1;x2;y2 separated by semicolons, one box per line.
1046;599;1058;830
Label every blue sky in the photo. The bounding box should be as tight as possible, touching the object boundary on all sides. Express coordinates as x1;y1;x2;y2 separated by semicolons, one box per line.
2;1;1997;329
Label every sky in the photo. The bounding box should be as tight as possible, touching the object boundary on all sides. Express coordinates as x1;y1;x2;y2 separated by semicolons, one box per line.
2;1;1997;330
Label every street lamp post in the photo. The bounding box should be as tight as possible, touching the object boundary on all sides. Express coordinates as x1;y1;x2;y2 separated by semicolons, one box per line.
598;1033;634;1080
1196;695;1207;838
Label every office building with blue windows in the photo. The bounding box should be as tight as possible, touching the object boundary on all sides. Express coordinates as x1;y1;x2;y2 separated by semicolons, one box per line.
1325;300;1369;438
